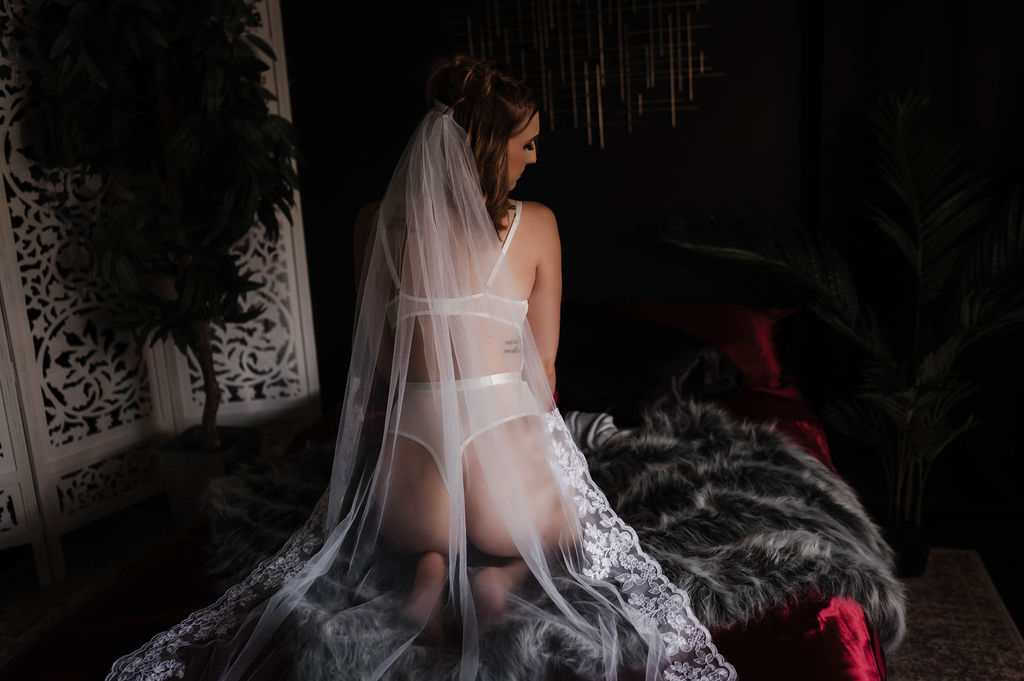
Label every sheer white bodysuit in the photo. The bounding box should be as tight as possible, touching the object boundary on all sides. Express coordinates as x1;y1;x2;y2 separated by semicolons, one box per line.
385;201;541;491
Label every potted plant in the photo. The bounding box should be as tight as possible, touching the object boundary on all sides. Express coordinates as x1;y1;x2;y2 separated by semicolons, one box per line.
15;0;300;522
660;92;1024;573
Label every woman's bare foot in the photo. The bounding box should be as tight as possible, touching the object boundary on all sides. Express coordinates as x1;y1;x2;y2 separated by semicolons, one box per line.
406;551;447;643
471;559;531;628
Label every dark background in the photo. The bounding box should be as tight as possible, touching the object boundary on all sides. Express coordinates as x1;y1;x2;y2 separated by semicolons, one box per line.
278;0;1024;631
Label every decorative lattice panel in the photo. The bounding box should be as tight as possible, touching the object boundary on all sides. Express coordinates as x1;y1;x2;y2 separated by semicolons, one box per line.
0;419;7;472
1;2;156;453
0;486;21;533
0;374;15;476
185;232;304;406
0;0;314;584
55;449;156;517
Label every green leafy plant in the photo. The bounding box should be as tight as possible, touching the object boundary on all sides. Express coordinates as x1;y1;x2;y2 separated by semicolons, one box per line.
661;92;1024;526
15;0;299;452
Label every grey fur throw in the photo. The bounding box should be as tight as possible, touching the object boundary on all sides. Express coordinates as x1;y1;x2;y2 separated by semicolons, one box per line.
203;398;904;678
585;400;905;650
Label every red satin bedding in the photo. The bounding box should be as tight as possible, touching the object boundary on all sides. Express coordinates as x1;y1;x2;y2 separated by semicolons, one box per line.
612;299;887;681
702;378;888;680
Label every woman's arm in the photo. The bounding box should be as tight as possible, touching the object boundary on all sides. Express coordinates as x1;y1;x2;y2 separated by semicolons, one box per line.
524;202;562;395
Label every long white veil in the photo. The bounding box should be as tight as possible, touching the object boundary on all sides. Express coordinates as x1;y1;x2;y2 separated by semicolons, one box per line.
107;101;735;681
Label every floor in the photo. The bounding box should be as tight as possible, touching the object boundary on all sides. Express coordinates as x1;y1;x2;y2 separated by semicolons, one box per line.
887;548;1024;681
0;415;309;668
0;494;177;666
922;504;1024;643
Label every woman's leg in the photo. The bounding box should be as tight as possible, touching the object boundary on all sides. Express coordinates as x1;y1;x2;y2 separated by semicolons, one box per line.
407;550;448;642
463;417;577;626
377;436;452;641
377;436;451;553
463;418;574;557
471;558;532;628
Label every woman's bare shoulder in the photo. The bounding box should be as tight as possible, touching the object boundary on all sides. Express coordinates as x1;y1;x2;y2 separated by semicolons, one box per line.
518;200;559;242
520;200;556;224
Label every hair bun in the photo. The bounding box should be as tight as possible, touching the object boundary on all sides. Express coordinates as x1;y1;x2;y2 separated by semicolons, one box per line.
466;59;496;97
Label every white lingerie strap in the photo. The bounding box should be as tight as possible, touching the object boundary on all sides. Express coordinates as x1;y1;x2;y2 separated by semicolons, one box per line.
485;200;522;287
501;200;524;255
380;199;523;290
405;370;522;392
392;293;528;330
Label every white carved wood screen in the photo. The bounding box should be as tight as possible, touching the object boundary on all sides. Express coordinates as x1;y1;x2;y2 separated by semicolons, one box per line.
0;275;52;585
0;0;320;586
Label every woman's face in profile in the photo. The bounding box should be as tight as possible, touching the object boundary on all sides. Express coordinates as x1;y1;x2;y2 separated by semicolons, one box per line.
506;111;540;190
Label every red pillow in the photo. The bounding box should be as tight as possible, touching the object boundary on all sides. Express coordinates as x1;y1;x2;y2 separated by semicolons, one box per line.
611;300;794;390
610;299;834;469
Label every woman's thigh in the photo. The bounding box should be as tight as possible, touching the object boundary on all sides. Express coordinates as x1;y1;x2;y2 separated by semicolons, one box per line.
377;436;451;554
463;418;576;558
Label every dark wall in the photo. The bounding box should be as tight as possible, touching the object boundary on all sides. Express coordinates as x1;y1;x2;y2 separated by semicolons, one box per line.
817;0;1024;258
281;1;464;409
821;0;1024;180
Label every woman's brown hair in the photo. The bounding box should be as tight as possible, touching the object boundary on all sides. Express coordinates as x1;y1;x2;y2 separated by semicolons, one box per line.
426;55;539;234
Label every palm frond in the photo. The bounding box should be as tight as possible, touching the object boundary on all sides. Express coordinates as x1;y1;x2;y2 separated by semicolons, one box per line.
863;202;917;266
820;398;896;456
856;357;906;395
964;302;1024;346
951;281;1024;351
909;412;980;465
958;183;1024;302
661;220;891;360
860;390;914;427
907;380;976;424
867;92;993;305
913;336;965;386
952;184;1024;341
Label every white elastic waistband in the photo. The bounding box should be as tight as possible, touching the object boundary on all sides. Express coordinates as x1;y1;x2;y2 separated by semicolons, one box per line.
405;371;523;392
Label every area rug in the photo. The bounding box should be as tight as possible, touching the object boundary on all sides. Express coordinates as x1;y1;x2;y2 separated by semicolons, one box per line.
887;548;1024;681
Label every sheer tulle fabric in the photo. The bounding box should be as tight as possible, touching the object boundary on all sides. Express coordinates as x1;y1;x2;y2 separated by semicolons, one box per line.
107;102;736;681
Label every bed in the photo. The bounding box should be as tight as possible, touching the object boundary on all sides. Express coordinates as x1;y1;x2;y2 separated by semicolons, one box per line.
555;297;900;681
0;296;902;681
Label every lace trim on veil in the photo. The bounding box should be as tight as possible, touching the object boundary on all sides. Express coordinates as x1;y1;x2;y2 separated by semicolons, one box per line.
105;495;328;681
544;411;735;681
